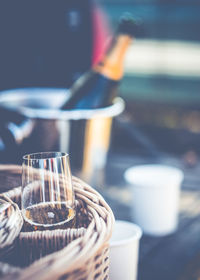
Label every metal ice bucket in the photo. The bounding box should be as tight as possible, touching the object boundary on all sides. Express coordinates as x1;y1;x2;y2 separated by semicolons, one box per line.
0;88;124;186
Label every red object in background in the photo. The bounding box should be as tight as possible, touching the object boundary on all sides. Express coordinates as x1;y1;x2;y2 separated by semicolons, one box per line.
92;2;112;66
0;0;112;91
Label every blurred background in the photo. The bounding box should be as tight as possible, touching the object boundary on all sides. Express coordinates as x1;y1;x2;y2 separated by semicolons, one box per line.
0;0;200;163
101;0;200;160
1;1;200;279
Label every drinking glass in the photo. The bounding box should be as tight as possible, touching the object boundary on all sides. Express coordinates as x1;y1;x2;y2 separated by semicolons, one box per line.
22;152;75;231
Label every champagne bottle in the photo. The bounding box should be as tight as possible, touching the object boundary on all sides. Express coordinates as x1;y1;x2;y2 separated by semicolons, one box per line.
62;16;137;110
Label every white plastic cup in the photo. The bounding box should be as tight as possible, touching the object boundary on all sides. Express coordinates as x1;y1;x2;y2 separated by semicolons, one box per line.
109;220;142;280
124;164;184;236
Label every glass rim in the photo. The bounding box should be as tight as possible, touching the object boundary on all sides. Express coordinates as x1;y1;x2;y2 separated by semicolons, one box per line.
23;151;69;161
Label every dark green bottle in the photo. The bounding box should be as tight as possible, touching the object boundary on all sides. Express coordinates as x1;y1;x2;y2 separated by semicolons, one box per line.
62;17;137;110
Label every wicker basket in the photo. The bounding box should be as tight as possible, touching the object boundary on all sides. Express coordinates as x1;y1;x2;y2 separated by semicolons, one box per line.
0;165;114;280
0;195;23;260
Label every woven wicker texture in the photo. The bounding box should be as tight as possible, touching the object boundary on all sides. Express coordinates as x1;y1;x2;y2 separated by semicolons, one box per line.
0;195;23;259
0;165;114;280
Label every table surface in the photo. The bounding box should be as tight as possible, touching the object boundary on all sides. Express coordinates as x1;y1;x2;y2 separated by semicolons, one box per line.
100;151;200;280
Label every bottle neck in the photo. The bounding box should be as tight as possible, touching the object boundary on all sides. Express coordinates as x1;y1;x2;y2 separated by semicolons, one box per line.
94;34;133;81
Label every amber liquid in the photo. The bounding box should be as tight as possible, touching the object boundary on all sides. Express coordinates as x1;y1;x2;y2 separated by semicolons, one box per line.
23;202;76;231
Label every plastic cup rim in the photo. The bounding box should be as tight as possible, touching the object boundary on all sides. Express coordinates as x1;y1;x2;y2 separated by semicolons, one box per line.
124;164;184;189
110;220;142;247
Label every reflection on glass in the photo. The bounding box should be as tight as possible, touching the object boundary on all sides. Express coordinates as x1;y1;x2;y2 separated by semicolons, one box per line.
22;152;75;231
